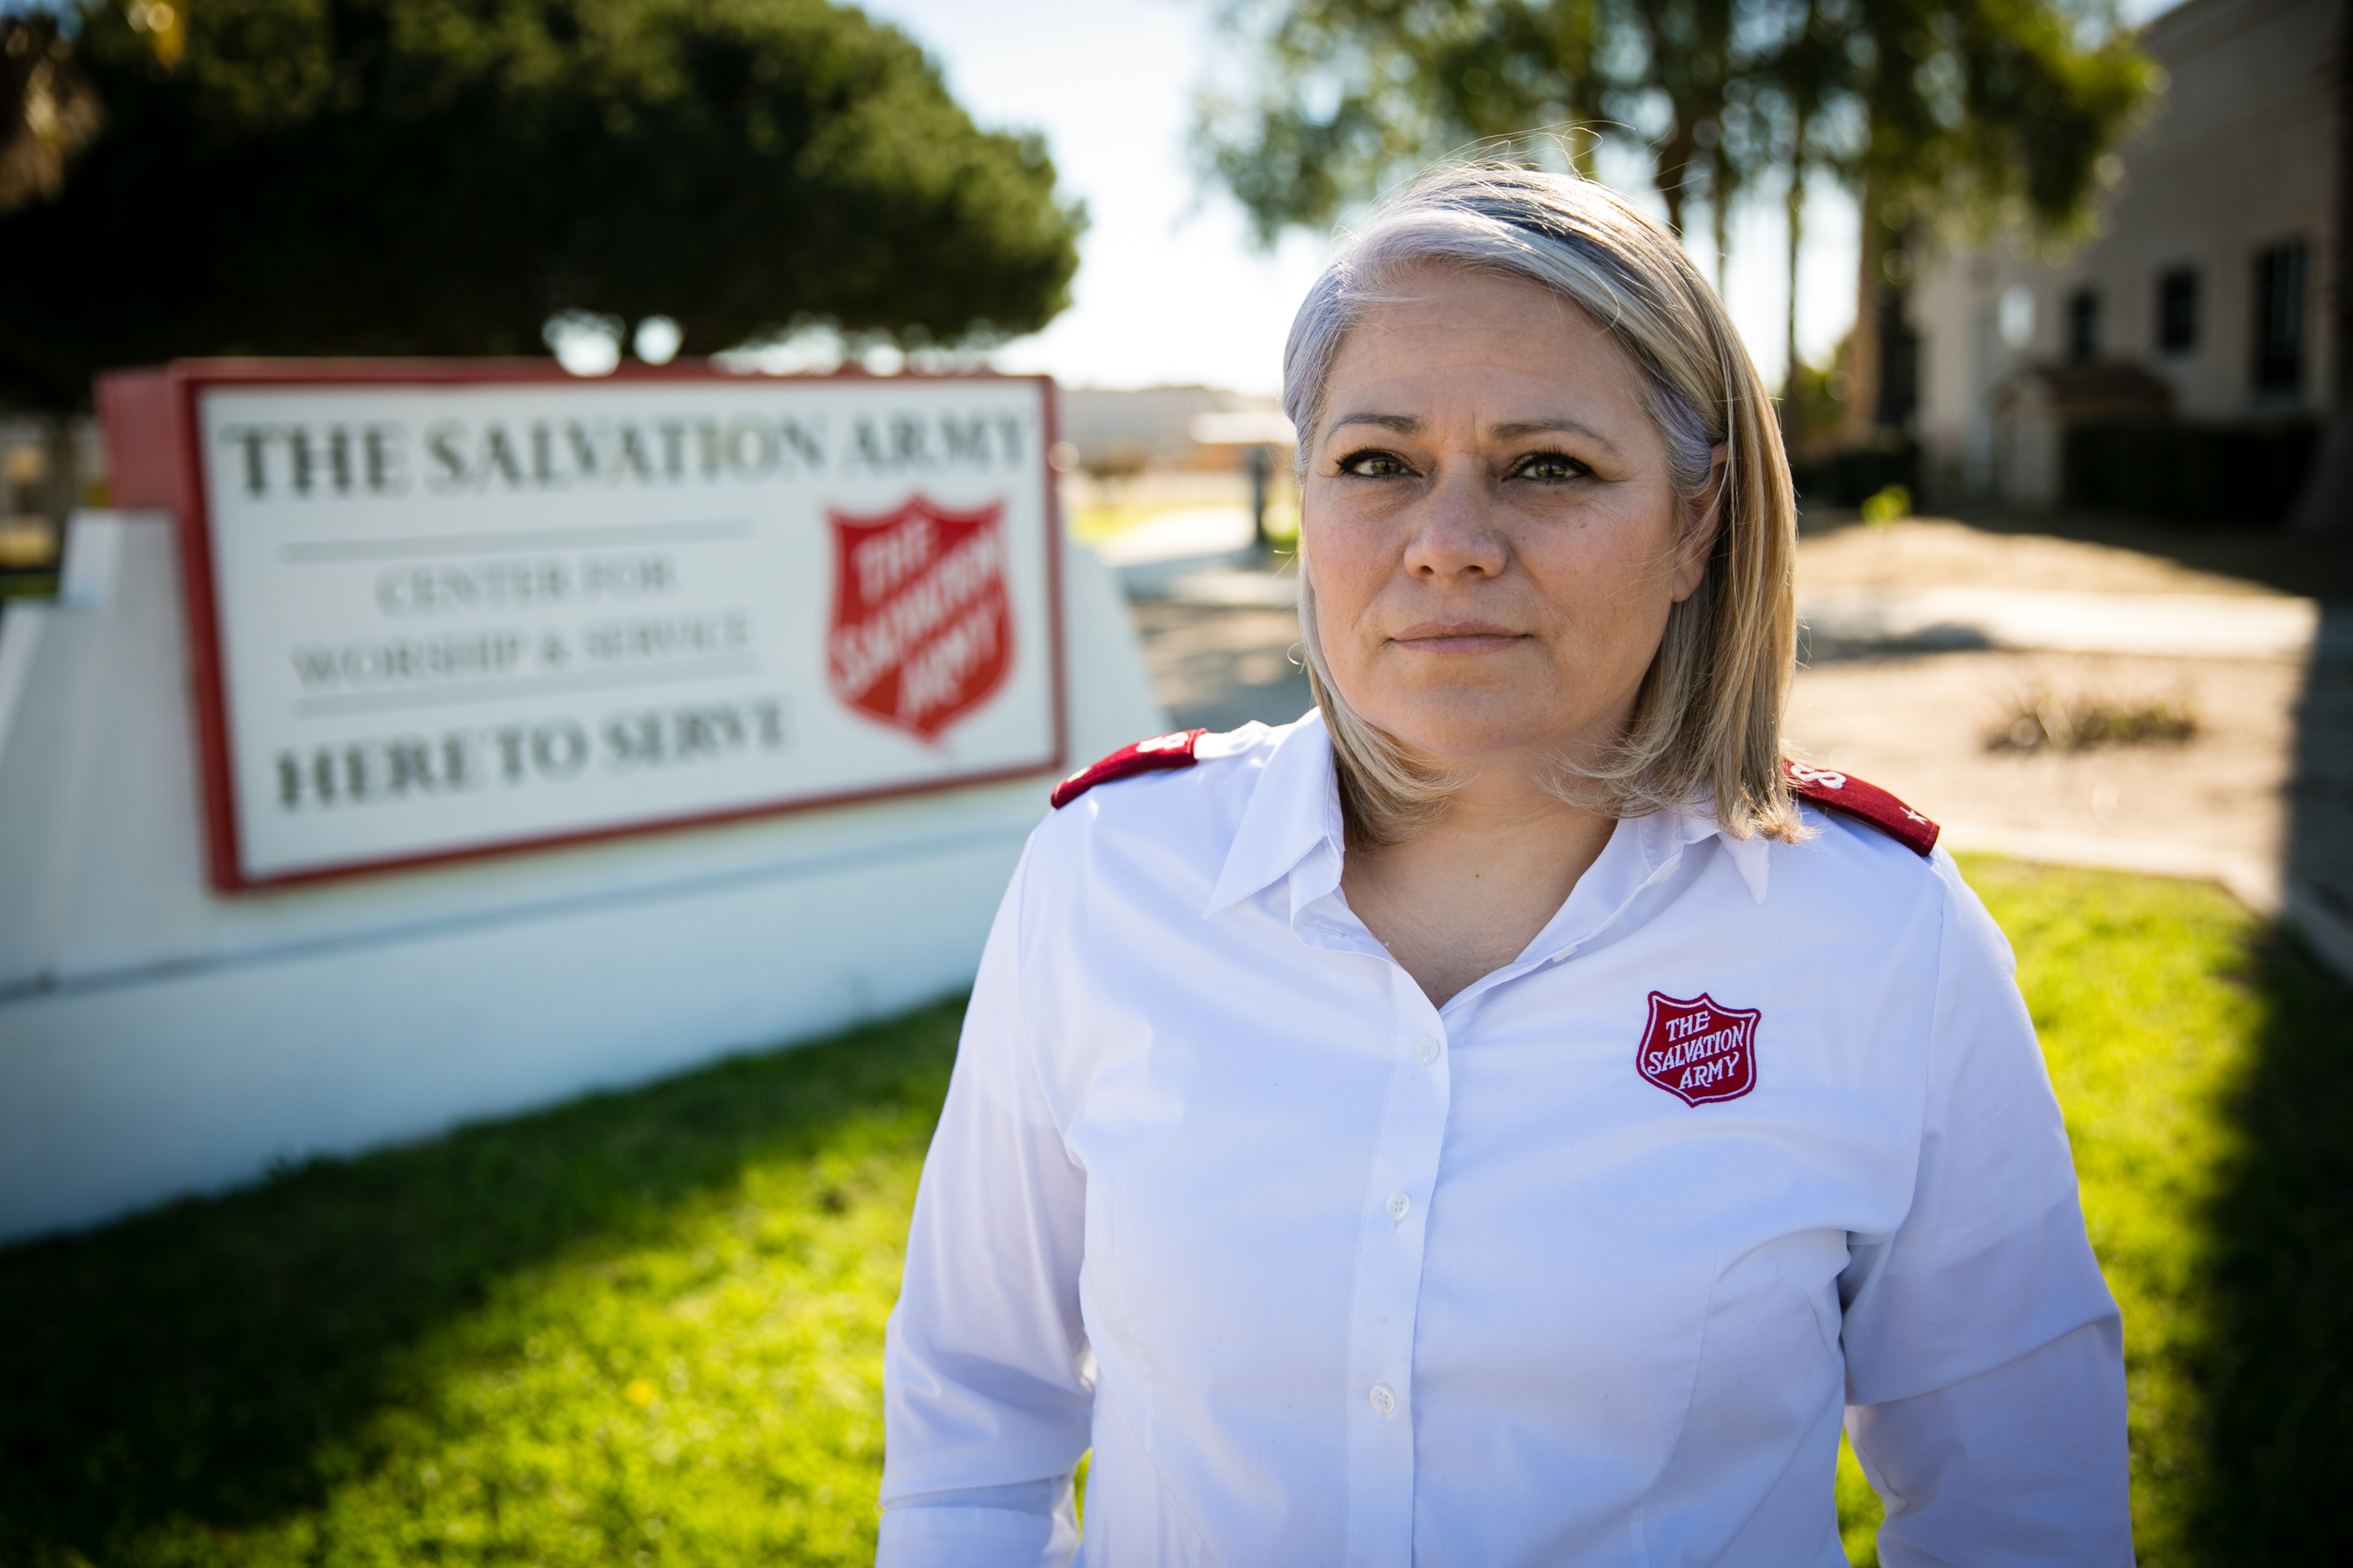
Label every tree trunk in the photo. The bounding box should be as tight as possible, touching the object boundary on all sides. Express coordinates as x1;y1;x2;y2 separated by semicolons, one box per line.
2290;0;2353;531
1842;173;1888;446
1782;126;1810;443
1654;145;1693;237
1569;123;1599;179
40;414;79;529
1710;146;1732;298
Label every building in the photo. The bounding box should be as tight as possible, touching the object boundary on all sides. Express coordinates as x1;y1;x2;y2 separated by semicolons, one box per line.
1911;0;2341;512
1055;385;1282;476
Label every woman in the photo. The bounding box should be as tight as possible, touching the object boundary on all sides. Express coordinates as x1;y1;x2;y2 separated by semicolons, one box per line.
876;165;2129;1567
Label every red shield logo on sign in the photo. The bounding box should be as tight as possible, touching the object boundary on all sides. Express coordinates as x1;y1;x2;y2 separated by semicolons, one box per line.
826;495;1013;741
1636;992;1761;1107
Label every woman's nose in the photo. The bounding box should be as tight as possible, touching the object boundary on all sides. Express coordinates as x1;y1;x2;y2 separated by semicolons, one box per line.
1402;465;1507;581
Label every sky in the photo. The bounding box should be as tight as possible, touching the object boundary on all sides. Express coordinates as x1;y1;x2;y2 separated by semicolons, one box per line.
857;0;1330;398
860;0;2186;399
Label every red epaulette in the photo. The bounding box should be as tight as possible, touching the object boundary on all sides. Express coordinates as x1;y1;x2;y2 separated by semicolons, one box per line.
1784;759;1940;857
1050;729;1209;809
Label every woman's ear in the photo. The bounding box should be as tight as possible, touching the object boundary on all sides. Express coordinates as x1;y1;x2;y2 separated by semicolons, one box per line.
1669;444;1730;604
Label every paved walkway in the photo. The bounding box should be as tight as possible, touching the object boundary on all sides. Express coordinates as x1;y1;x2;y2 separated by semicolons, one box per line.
1799;585;2340;662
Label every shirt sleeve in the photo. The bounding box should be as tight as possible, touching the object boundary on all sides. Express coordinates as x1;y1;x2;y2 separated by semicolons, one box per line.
878;845;1094;1568
1851;1318;2132;1566
1839;856;2118;1400
1837;854;2129;1555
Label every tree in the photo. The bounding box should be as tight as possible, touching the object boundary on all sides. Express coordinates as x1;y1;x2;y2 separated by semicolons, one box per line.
1198;0;2149;444
0;0;1085;411
1;12;105;218
1770;0;1836;430
1196;0;1746;246
1834;0;2149;438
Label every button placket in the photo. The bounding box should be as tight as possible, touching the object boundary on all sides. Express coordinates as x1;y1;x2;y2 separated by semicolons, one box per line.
1341;974;1450;1568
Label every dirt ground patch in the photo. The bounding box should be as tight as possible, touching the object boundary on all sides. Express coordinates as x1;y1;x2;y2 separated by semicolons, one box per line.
1785;649;2295;864
1783;513;2345;907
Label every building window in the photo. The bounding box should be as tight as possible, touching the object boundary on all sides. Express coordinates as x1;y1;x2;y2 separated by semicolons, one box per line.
2252;241;2308;393
2157;267;2199;353
2065;290;2099;362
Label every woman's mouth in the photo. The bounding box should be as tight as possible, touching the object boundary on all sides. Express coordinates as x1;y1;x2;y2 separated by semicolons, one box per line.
1390;620;1527;654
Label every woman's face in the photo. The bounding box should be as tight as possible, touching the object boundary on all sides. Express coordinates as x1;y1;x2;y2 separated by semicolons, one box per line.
1302;265;1718;770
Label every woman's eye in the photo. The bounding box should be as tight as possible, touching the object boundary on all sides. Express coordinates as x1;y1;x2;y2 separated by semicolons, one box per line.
1335;448;1413;478
1511;451;1590;482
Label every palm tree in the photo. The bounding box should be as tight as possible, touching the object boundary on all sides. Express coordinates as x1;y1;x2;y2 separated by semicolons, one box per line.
1202;0;2151;452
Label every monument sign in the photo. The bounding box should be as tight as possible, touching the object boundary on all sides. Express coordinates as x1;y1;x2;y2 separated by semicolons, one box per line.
99;365;1065;887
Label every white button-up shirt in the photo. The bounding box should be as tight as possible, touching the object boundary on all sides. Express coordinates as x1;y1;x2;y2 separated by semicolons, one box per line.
879;712;2129;1567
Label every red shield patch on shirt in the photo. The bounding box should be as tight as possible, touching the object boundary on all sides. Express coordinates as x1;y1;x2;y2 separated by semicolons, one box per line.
826;495;1013;740
1636;992;1761;1106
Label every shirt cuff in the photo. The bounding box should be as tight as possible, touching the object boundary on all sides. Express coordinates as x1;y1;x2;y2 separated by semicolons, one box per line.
875;1478;1079;1568
1850;1315;2132;1567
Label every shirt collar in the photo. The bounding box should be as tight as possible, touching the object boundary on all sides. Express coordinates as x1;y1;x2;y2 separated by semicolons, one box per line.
1496;809;1715;973
1713;815;1773;904
1607;801;1774;913
1204;709;1344;918
1202;712;1774;923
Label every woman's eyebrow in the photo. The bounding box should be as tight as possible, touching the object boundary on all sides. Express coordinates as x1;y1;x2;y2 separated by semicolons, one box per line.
1326;412;1419;436
1489;417;1619;455
1324;411;1621;458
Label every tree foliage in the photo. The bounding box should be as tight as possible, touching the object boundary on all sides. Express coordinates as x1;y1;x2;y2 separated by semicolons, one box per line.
1;13;106;216
0;0;1085;409
1197;0;2152;257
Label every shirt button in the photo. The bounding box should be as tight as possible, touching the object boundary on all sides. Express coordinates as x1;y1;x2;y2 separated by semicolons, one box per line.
1368;1383;1396;1417
1385;1191;1411;1221
1415;1037;1442;1066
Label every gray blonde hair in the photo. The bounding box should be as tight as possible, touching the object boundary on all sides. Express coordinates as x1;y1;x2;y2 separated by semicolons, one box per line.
1285;162;1802;848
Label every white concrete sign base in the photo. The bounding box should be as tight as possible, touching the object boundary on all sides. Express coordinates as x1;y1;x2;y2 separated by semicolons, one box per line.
0;512;1166;1244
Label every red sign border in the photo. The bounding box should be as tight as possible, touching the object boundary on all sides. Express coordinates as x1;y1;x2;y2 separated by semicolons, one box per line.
96;358;1070;892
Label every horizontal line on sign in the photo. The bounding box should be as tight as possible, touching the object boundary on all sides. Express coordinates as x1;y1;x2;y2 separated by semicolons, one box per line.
292;656;763;717
279;519;757;564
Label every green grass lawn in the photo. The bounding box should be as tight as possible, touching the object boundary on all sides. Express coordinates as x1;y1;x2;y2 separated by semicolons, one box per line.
1;858;2346;1564
1965;857;2353;1564
0;1004;965;1567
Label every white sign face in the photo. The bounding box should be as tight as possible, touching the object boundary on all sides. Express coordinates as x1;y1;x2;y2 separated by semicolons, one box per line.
190;375;1061;884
